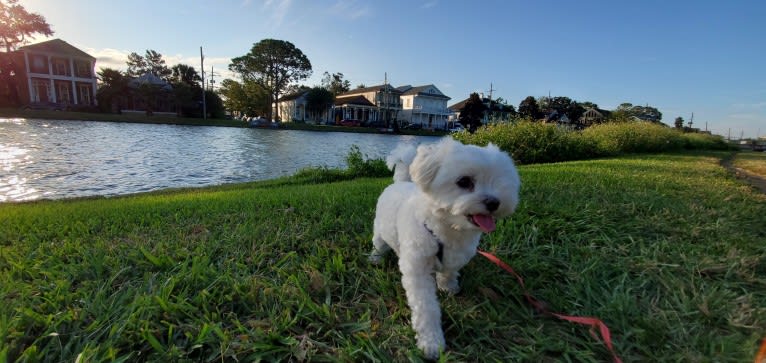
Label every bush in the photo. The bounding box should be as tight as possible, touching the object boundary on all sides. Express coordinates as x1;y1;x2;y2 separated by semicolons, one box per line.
454;121;593;164
292;146;391;183
345;145;390;178
455;120;733;165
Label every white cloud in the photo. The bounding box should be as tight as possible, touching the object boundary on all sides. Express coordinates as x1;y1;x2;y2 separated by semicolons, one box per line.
83;47;237;82
263;0;293;26
421;1;438;9
330;0;371;19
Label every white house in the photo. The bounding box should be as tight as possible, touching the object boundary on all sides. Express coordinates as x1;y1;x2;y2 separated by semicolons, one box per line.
276;91;308;122
398;85;451;130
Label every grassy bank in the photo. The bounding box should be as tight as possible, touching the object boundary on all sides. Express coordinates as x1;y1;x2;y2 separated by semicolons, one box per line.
1;151;765;362
734;151;766;177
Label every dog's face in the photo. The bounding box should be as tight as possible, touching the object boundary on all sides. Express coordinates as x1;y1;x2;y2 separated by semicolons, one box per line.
409;138;520;232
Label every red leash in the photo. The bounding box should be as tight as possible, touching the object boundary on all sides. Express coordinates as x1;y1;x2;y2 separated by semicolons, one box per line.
756;337;766;363
477;249;623;363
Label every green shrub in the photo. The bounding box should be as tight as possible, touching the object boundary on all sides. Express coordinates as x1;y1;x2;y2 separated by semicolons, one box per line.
345;145;390;178
455;120;733;164
454;121;594;164
580;122;685;154
293;146;391;183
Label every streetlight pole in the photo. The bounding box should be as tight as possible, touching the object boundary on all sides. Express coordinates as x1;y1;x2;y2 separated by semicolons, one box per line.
200;46;206;120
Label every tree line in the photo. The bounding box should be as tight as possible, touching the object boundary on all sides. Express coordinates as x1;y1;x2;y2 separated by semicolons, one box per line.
1;0;669;127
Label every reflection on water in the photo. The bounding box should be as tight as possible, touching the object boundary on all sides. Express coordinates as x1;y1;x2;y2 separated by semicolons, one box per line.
0;118;437;202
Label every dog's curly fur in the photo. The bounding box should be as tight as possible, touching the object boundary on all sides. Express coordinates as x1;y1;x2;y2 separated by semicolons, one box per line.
370;137;521;359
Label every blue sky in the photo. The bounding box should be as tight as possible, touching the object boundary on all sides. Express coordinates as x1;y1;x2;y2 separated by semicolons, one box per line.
21;0;766;138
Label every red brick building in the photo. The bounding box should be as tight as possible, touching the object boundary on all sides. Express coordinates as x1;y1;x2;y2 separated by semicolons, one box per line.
11;39;98;109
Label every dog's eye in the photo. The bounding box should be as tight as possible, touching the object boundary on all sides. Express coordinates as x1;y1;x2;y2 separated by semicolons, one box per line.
456;176;474;190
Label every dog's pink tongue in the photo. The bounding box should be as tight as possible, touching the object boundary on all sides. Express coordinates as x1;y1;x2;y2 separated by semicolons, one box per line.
472;214;496;233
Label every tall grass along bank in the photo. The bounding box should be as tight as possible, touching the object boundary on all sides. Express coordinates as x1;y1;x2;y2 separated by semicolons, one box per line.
1;151;764;361
454;121;732;164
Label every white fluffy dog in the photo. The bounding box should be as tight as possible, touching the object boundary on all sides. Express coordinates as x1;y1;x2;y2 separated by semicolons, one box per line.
370;137;521;359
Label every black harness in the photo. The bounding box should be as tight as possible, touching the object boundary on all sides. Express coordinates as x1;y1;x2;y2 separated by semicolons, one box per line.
423;223;444;264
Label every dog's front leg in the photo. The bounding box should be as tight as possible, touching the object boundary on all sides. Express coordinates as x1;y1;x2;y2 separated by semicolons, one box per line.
399;255;445;360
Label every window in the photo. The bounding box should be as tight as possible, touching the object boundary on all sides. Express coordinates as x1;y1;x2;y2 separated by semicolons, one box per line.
52;59;70;76
75;61;91;78
78;84;91;105
31;79;50;102
57;83;71;103
30;55;48;73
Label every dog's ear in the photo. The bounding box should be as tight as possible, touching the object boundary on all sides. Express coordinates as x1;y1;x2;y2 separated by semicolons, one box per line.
410;140;449;191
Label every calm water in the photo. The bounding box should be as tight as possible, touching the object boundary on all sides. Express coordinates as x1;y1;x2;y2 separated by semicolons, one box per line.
0;118;437;202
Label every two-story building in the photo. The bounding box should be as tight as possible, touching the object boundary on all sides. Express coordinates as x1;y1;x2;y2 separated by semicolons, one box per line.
13;39;98;109
398;85;451;130
333;84;402;126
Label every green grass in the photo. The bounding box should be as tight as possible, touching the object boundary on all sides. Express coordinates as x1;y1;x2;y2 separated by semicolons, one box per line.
734;151;766;177
2;151;765;362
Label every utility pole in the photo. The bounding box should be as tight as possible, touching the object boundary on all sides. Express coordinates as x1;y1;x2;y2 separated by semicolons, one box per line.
209;65;218;91
487;82;495;123
200;46;206;120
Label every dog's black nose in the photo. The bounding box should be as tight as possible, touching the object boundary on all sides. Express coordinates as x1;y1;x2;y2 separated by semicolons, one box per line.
484;197;500;212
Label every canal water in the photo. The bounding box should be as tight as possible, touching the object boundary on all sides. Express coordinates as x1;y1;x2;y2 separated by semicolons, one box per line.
0;118;438;202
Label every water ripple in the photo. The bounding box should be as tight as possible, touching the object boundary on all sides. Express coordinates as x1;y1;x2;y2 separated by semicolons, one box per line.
0;118;436;202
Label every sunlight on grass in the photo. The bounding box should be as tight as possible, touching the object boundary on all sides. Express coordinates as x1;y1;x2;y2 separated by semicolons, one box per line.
1;151;764;361
734;151;766;177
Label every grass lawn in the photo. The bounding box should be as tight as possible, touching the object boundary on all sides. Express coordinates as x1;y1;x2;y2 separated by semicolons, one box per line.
1;151;765;362
734;151;766;177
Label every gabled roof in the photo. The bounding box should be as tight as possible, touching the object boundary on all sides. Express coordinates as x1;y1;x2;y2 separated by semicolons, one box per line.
338;84;402;97
449;96;514;112
334;95;375;107
18;38;95;60
278;91;308;102
400;84;450;100
448;98;469;111
129;73;172;90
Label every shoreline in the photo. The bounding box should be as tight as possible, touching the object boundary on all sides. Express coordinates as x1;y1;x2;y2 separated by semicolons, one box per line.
0;108;447;137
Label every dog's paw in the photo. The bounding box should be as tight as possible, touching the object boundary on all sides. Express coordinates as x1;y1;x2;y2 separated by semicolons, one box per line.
438;283;461;295
368;253;383;264
417;335;446;361
436;275;461;295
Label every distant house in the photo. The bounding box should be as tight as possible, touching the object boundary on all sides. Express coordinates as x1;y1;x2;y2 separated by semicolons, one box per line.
12;39;98;109
121;73;175;116
398;85;451;130
449;95;514;126
275;91;333;123
277;91;308;122
579;107;604;126
333;84;402;126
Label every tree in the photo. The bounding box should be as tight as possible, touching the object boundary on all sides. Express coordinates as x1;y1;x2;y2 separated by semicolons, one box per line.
305;86;334;123
96;67;129;112
0;0;53;106
0;0;52;52
518;96;541;120
219;78;270;117
169;64;203;117
321;71;351;95
229;39;312;121
126;50;171;80
458;92;487;133
170;64;201;89
614;102;662;122
674;116;684;129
